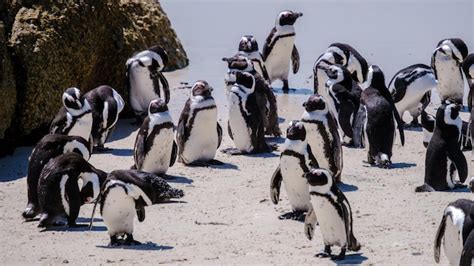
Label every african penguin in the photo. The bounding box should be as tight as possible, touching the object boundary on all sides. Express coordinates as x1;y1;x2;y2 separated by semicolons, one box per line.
237;35;270;82
226;71;270;154
388;64;436;127
462;54;474;111
416;102;468;192
223;55;281;136
22;134;91;219
126;46;169;122
270;120;318;220
50;87;93;141
434;199;474;265
314;43;368;93
301;94;343;182
37;152;107;228
431;38;468;104
304;168;360;261
421;110;471;151
134;98;177;174
84;85;125;151
95;170;184;246
322;64;362;146
358;65;405;168
262;10;302;92
176;81;222;166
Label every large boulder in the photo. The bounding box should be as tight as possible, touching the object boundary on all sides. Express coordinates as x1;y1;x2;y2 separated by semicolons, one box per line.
1;0;188;151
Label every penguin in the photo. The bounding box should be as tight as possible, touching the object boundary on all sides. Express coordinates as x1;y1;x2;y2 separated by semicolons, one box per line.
37;152;107;228
431;38;468;104
126;46;169;122
358;65;405;168
226;71;270;154
134;98;177;174
322;64;362;146
95;169;184;246
434;199;474;265
84;85;125;151
237;35;270;82
50;87;93;141
304;168;361;261
262;10;302;92
301;94;343;182
22;134;91;219
223;55;281;136
176;81;222;166
314;43;369;93
416;102;468;192
462;54;474;111
421;110;471;151
270;120;318;220
388;64;436;127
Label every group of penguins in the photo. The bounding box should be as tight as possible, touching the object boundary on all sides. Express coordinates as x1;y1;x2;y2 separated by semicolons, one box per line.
16;9;474;263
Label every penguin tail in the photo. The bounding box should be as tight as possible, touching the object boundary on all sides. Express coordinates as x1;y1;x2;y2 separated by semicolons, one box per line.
165;188;184;200
349;233;361;252
434;212;448;263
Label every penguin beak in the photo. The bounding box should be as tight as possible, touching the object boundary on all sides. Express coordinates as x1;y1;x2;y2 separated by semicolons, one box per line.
294;12;303;18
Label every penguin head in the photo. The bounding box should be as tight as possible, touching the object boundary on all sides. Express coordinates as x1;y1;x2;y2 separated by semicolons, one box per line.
276;10;303;27
286;120;306;141
323;64;351;89
235;71;255;92
148;98;169;115
223;55;254;72
62;87;89;114
364;65;386;90
148;46;169;70
442;101;462;122
303;94;327;113
436;38;468;63
305;168;333;193
238;35;259;53
191;80;213;99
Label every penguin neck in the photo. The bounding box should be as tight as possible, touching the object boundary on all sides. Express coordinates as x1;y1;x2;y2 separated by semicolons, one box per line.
283;139;307;154
66;100;90;117
191;95;216;110
347;55;364;83
309;183;332;195
302;110;328;124
435;58;463;98
316;68;329;93
276;24;295;36
149;111;172;126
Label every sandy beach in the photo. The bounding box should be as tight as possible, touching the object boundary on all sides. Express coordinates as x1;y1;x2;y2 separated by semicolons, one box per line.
1;0;474;264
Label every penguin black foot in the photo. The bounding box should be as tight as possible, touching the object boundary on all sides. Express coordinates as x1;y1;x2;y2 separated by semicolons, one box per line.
367;154;376;165
125;234;142;246
207;159;224;165
109;235;121;247
68;222;87;228
331;247;346;261
220;148;245;155
316;245;332;258
282;80;290;93
278;210;306;221
22;204;39;219
453;183;468;189
93;145;111;153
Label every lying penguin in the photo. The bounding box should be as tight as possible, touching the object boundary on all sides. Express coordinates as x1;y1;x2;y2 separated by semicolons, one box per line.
91;170;184;246
23;134;91;219
37;152;107;228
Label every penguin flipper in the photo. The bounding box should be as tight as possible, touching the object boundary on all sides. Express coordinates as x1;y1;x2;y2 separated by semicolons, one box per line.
460;230;474;265
304;207;317;241
258;55;271;82
133;122;148;170
227;121;234;140
434;212;447;263
352;105;367;148
262;27;277;61
421;110;435;132
306;145;319;168
391;78;407;103
157;72;170;104
169;141;177;167
447;146;468;183
216;122;223;149
136;207;146;222
334;186;359;251
291;45;300;74
270;166;282;205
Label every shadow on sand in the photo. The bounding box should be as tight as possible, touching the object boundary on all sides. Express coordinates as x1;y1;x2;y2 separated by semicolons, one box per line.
99;148;134;157
337;182;358;192
165;174;194;184
273;87;314;95
108;119;137;142
97;242;174;251
0;147;32;182
391;162;417;169
332;253;368;264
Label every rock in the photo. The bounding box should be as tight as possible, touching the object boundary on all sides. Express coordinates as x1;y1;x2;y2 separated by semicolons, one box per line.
1;0;188;152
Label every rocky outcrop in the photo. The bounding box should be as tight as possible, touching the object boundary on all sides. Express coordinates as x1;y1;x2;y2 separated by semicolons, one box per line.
0;22;16;147
0;0;188;154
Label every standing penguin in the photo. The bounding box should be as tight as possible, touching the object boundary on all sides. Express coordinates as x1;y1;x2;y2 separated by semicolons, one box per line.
94;170;184;246
388;64;436;127
301;95;343;182
223;55;281;136
176;81;222;165
270;121;318;220
434;199;474;265
50;87;93;141
237;35;270;82
22;134;91;219
416;103;468;192
431;38;468;104
37;153;107;228
262;10;302;92
304;168;361;261
126;46;169;122
84;85;125;151
359;65;405;168
314;43;368;93
134;98;177;174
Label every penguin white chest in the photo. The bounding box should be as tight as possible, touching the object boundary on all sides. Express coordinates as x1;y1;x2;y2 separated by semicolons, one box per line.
280;155;311;211
68;113;93;141
395;73;437;115
228;93;252;152
304;122;330;170
443;209;464;265
182;108;219;163
266;36;295;82
141;127;174;175
129;66;159;113
311;196;347;247
435;59;464;102
102;187;136;236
